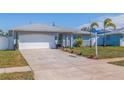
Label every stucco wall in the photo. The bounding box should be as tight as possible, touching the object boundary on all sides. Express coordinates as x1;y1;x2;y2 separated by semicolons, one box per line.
8;36;14;49
82;35;90;46
97;36;104;46
106;35;120;46
97;35;121;46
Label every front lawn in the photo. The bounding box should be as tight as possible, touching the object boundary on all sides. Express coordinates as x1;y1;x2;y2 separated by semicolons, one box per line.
0;71;34;80
108;60;124;66
63;47;124;59
0;50;28;68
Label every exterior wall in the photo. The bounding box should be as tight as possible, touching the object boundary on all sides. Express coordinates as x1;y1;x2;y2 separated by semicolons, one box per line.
0;31;14;50
8;30;15;50
8;36;14;49
97;36;104;46
0;36;8;50
106;35;120;46
97;34;122;46
84;34;122;47
73;34;91;47
82;35;90;46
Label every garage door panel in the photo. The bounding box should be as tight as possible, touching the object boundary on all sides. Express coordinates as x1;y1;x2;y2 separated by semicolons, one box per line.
19;33;56;49
19;42;50;49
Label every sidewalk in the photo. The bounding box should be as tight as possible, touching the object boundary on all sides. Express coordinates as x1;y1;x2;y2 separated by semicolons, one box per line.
0;66;31;74
98;57;124;62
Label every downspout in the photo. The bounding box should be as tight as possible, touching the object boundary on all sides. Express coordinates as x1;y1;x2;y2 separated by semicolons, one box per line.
12;30;16;50
15;31;19;50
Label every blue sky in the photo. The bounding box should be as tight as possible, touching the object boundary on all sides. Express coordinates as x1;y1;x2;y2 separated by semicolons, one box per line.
0;13;123;31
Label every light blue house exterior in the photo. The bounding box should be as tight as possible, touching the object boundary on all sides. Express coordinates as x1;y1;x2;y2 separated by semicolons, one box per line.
96;29;124;46
61;32;90;47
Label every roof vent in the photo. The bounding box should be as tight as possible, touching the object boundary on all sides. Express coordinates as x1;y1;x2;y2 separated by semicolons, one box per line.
52;22;55;26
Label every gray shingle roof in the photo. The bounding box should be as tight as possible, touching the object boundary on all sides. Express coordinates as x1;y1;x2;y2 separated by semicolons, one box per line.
91;29;124;36
10;24;90;35
105;29;124;35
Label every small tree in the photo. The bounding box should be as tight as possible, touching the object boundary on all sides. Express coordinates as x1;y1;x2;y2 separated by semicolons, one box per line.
75;38;83;47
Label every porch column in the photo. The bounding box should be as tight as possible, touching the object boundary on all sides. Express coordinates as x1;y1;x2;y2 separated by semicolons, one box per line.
66;34;69;46
56;33;59;44
62;34;66;47
70;34;74;47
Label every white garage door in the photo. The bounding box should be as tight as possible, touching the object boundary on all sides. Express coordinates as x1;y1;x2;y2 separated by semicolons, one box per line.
19;33;56;49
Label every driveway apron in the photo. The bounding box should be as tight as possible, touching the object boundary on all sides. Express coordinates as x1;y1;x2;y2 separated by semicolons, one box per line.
20;49;124;80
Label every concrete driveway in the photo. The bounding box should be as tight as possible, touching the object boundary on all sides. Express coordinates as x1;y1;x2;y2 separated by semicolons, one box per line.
20;49;124;80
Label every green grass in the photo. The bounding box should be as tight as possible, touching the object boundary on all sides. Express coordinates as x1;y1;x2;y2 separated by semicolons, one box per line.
0;50;28;68
108;60;124;66
0;71;34;80
63;46;124;59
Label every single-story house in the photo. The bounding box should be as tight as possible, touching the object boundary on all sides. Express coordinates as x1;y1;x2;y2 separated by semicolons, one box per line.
8;24;90;50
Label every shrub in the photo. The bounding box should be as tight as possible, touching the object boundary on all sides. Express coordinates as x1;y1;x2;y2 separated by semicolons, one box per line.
74;38;83;47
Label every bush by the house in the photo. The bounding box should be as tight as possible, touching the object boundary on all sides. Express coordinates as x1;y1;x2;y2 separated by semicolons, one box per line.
74;38;83;47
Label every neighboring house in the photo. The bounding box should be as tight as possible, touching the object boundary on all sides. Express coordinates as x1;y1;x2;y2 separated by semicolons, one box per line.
9;24;90;50
105;29;124;46
92;29;124;46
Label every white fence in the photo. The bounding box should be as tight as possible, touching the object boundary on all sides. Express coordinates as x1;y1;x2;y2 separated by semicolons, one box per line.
0;36;8;50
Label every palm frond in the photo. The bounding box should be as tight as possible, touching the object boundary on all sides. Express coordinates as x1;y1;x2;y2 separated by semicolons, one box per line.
104;18;112;27
104;18;116;30
106;23;116;30
90;22;99;28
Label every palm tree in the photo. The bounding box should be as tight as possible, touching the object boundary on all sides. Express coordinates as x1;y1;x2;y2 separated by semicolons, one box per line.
103;18;116;46
90;22;99;47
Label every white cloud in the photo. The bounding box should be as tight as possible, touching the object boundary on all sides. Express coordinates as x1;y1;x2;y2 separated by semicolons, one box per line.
80;14;124;29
